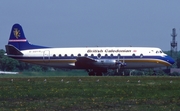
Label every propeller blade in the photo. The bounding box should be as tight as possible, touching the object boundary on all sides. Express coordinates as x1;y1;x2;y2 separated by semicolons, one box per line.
117;64;121;73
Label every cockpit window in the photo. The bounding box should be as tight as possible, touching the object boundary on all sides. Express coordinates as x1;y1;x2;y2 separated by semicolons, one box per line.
156;50;163;53
149;49;164;54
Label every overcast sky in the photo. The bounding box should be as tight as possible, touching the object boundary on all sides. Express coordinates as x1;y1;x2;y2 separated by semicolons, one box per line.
1;1;180;51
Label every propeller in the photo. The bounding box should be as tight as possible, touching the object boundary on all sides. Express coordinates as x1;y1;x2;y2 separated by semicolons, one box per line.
122;57;126;66
116;55;126;73
116;54;121;73
117;63;121;73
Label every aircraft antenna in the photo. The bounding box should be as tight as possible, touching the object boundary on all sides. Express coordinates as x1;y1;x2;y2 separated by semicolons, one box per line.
170;28;177;67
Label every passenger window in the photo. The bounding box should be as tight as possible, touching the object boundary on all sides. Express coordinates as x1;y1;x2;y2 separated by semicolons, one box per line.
71;54;74;58
132;54;135;58
105;54;108;57
110;54;113;58
97;54;101;58
84;54;88;57
117;54;121;58
53;54;56;57
140;54;143;58
78;54;81;57
91;54;94;57
59;54;62;57
64;54;67;57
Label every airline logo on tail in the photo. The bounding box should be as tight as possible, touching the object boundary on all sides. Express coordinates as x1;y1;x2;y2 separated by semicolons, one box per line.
8;24;49;50
9;24;27;43
13;28;20;39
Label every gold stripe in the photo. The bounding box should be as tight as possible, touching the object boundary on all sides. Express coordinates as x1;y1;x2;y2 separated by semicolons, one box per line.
124;59;171;66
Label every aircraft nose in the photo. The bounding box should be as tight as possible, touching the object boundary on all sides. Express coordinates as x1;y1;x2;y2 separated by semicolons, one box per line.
166;56;175;65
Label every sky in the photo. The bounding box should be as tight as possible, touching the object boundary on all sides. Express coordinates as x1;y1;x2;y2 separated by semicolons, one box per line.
0;0;180;51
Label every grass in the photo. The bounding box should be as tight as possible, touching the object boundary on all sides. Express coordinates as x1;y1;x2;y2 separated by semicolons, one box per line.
0;74;180;110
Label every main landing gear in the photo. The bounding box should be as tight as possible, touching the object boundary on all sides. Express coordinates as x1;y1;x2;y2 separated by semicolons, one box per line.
87;69;128;76
87;69;105;76
88;71;103;76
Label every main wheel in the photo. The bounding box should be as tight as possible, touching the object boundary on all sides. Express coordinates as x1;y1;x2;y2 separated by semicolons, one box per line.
96;72;103;76
89;71;95;76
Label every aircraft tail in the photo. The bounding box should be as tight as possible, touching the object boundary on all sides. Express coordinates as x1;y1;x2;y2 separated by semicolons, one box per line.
7;24;48;50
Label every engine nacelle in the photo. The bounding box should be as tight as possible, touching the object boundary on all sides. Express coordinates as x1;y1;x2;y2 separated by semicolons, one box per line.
96;59;127;69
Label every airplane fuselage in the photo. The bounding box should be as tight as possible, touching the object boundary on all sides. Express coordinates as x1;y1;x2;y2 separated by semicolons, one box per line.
8;47;174;69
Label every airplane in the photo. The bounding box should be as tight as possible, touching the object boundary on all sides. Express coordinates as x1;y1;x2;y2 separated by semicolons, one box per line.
5;24;175;76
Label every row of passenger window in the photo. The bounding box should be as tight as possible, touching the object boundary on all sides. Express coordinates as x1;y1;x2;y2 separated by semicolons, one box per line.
52;54;144;58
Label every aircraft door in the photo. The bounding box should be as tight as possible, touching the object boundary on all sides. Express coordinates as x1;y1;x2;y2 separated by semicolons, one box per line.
43;50;50;61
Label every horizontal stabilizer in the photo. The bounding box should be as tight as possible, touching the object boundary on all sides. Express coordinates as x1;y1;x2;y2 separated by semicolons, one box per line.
5;45;23;55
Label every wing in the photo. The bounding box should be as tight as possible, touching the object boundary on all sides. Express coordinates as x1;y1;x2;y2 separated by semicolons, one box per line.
76;56;96;62
75;57;97;68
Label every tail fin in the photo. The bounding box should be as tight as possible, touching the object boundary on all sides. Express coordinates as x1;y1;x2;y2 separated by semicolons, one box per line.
8;24;49;50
